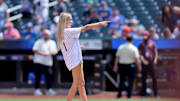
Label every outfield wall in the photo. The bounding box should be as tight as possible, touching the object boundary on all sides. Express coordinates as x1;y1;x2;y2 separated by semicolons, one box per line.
0;40;179;96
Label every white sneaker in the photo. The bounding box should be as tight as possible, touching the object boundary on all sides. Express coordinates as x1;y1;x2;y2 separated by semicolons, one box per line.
34;89;43;96
46;89;56;95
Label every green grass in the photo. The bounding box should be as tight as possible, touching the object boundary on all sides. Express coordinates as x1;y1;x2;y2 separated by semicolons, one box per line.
0;99;178;101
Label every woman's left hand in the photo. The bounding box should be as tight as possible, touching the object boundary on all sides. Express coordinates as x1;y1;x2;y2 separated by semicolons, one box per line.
80;45;85;50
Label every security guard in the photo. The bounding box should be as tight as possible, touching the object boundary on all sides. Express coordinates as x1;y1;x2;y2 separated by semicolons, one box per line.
114;36;142;98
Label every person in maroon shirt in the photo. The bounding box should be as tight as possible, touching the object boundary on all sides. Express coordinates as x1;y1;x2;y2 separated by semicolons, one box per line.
138;31;158;98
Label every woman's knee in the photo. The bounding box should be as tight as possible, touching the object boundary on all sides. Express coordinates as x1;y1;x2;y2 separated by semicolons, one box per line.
79;80;85;88
72;81;79;88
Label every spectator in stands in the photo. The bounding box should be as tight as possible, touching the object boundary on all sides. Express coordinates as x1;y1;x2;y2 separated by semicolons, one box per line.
0;29;3;40
133;25;145;39
114;36;141;98
3;22;21;40
173;20;180;39
108;23;123;38
109;9;126;38
129;19;139;38
33;0;41;15
86;0;94;4
82;3;93;24
33;14;44;33
0;0;9;30
87;9;101;24
39;0;49;23
33;29;58;96
138;31;159;98
37;25;47;38
162;5;180;32
23;22;39;40
50;16;59;37
163;27;175;39
130;19;139;33
149;27;159;39
98;1;112;21
21;0;33;19
52;0;67;17
122;26;131;39
110;9;126;26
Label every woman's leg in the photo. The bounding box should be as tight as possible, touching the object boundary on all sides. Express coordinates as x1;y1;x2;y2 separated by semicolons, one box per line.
67;64;81;101
78;64;88;101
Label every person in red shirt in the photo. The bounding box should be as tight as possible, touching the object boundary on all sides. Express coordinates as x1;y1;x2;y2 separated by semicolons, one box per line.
138;31;158;98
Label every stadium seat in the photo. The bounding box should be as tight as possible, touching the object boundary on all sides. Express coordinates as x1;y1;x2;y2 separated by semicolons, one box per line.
6;0;165;38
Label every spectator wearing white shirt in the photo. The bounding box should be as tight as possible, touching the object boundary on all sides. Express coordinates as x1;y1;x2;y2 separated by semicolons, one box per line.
173;20;180;39
39;0;49;23
33;29;57;96
56;12;110;101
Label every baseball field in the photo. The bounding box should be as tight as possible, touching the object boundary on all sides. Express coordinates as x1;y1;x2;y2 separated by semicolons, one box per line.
0;98;178;101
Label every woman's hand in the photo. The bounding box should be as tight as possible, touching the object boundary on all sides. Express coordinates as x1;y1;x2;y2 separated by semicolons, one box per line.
80;45;84;50
99;21;111;27
42;53;49;57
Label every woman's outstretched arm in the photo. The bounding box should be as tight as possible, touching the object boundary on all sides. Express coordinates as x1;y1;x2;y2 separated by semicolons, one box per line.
80;21;111;32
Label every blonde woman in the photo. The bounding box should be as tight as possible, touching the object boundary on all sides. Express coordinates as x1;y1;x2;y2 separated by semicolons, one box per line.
57;12;110;101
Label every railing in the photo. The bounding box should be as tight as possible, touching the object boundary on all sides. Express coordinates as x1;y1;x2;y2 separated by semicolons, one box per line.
7;0;60;22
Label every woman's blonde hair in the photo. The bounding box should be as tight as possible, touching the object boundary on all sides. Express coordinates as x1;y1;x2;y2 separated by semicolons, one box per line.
57;12;72;50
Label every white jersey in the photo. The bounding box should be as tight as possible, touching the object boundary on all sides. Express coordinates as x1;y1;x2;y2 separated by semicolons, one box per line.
33;38;57;67
60;27;83;71
116;43;140;64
